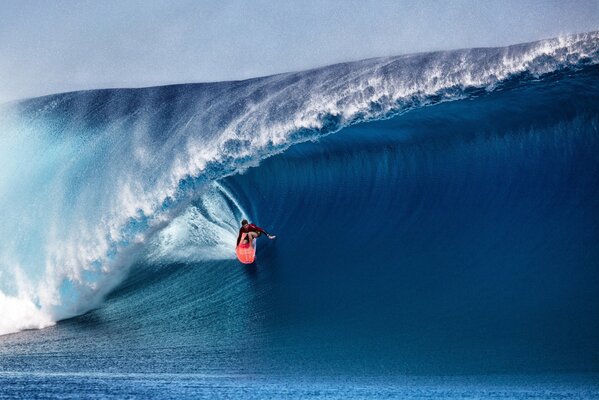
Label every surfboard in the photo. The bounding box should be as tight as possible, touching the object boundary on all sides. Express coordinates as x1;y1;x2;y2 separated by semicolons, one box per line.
236;234;256;264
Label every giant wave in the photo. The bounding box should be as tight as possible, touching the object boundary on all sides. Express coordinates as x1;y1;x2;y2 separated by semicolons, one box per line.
0;29;598;363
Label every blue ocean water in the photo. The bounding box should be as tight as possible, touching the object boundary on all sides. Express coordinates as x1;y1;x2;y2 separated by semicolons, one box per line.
1;32;599;398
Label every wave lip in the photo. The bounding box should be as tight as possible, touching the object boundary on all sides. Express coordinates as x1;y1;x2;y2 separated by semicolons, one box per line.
0;31;598;336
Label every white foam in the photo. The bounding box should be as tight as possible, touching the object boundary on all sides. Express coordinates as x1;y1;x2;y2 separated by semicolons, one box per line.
143;183;242;264
0;292;55;336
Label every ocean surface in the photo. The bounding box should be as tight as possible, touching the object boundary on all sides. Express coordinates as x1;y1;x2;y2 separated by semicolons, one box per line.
1;32;598;398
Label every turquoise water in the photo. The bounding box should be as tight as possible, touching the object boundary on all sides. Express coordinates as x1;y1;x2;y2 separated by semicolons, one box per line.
1;373;598;399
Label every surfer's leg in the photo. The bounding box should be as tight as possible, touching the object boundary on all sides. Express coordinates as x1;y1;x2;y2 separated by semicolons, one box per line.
245;231;259;249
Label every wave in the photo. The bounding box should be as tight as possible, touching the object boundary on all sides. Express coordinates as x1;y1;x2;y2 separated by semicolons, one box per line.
0;31;598;337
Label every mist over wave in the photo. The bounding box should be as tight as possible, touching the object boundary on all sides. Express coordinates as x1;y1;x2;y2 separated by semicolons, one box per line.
0;31;598;338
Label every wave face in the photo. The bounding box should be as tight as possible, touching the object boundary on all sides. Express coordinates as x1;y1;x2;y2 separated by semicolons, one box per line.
0;32;598;372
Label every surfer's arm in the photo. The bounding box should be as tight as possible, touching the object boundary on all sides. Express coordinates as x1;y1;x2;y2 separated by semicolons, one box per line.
249;224;276;239
248;224;267;235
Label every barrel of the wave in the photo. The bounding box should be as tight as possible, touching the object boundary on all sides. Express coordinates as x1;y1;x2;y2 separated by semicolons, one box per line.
236;233;257;264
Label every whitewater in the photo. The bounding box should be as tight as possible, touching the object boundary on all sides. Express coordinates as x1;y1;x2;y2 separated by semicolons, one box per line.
0;29;598;346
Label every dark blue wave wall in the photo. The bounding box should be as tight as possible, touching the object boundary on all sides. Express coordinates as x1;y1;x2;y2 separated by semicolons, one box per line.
221;66;599;373
2;32;598;338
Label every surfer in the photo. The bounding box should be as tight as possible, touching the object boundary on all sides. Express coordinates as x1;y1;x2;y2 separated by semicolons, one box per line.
236;219;276;246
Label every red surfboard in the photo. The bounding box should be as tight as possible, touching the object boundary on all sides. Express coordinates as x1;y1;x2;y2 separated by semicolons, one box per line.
236;233;257;264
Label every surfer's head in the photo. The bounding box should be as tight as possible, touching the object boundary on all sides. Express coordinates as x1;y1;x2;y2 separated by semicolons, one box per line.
241;219;248;227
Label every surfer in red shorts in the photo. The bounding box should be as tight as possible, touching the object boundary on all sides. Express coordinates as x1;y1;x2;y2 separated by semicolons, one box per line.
236;219;276;247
